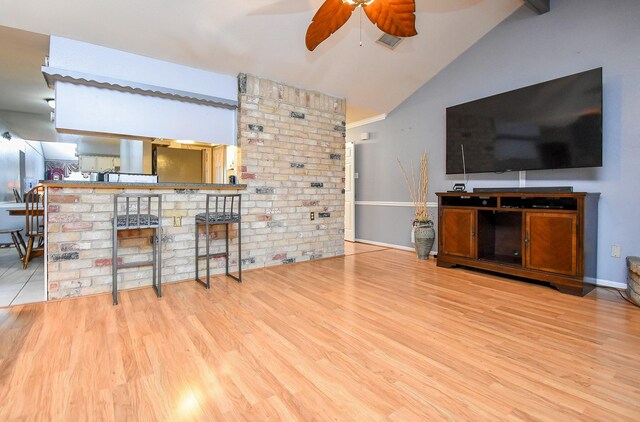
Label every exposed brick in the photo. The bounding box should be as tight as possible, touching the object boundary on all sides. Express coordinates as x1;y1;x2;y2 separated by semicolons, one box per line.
48;205;60;213
311;182;324;188
272;253;287;260
318;212;331;218
49;252;80;262
330;154;341;160
242;173;256;179
290;162;305;169
258;215;273;222
49;213;81;223
290;111;305;119
248;124;264;132
238;73;247;94
282;258;296;264
95;258;123;267
256;187;275;194
248;139;264;146
49;195;79;203
61;243;80;252
303;201;319;206
62;222;94;232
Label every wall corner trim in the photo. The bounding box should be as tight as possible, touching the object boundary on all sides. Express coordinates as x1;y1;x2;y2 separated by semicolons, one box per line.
346;113;388;130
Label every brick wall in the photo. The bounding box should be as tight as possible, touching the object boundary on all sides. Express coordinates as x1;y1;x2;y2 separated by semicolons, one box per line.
237;74;346;268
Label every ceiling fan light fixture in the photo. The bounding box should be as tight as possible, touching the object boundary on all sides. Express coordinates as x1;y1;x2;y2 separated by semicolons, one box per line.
306;0;415;51
342;0;375;6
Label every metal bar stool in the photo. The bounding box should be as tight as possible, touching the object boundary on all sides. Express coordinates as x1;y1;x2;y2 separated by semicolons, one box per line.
113;194;162;305
195;194;242;288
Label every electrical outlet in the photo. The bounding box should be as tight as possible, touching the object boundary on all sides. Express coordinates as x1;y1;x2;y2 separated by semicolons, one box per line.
173;216;182;227
611;245;621;258
310;212;315;221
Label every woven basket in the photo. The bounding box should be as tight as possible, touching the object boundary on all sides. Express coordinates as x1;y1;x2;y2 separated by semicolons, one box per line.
627;256;640;306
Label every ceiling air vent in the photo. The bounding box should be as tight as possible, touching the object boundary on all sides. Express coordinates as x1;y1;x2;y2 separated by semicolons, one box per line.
376;33;402;50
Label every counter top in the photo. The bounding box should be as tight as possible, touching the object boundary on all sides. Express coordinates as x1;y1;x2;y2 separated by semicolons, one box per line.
40;180;247;190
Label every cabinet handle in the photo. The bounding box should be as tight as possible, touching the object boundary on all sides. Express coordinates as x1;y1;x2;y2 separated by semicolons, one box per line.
524;234;529;244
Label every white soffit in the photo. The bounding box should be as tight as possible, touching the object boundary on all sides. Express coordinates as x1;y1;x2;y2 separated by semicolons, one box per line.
47;36;238;144
55;82;237;145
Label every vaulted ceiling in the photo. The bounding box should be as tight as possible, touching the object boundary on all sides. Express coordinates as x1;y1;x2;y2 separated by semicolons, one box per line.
0;0;525;143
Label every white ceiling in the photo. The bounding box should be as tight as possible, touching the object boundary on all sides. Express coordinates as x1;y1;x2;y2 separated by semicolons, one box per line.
0;0;524;141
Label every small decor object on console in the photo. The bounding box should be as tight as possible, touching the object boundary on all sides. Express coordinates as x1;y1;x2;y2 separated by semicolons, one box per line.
398;150;435;259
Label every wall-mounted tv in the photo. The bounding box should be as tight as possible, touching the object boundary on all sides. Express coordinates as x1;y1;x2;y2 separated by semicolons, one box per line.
446;68;603;175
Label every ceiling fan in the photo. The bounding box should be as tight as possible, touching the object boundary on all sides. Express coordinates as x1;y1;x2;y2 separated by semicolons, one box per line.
306;0;417;51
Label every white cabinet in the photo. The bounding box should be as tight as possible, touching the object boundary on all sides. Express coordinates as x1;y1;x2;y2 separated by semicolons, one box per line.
78;155;120;172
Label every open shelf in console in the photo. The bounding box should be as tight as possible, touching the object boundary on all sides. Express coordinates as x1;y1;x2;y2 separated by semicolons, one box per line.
477;210;523;267
441;195;497;207
500;196;577;210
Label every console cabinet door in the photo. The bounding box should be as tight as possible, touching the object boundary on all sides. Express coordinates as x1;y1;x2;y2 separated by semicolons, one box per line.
441;208;476;258
525;212;577;276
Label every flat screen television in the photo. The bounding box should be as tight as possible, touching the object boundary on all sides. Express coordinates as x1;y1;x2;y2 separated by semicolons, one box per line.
446;68;603;174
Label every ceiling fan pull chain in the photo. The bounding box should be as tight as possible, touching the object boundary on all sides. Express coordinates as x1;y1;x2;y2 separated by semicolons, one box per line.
359;6;363;46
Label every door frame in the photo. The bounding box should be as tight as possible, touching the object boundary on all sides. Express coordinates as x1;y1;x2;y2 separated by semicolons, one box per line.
344;142;355;242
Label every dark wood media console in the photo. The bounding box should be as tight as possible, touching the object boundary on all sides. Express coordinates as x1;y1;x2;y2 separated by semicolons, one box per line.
436;191;600;296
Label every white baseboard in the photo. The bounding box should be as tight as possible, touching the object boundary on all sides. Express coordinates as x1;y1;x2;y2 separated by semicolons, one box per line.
355;201;438;208
356;238;414;252
594;278;627;289
355;238;437;256
352;243;626;289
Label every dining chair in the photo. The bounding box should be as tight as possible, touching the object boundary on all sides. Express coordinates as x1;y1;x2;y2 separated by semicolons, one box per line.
13;188;23;203
24;185;45;269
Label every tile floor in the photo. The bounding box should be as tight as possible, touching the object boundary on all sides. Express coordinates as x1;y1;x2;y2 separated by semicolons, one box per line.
0;246;45;307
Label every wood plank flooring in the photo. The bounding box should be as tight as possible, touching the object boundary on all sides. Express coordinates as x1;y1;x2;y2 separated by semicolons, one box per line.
1;248;639;420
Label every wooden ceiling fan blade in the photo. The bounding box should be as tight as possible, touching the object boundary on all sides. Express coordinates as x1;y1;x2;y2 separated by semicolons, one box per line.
364;0;417;38
306;0;356;51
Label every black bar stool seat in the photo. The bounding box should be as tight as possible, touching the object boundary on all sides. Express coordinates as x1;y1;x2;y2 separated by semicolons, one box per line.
195;194;242;287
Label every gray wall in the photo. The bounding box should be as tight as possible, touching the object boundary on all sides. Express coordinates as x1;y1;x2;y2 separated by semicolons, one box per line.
348;0;640;285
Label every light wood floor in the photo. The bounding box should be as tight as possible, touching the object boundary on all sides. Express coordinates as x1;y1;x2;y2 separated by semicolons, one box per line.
1;248;639;420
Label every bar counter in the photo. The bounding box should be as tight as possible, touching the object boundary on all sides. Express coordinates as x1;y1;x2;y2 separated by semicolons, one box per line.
41;180;247;190
43;181;246;300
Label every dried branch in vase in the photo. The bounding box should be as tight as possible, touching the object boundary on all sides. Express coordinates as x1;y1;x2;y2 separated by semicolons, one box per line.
398;150;431;225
